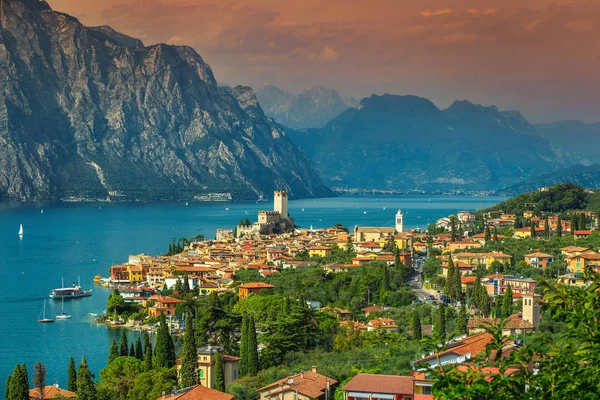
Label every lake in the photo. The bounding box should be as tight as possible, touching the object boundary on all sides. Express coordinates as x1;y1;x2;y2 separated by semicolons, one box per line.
0;195;506;391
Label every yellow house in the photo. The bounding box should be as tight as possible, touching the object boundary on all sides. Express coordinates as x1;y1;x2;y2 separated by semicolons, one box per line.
413;242;428;253
557;273;590;288
447;241;482;252
177;345;239;390
568;253;600;274
513;228;532;239
308;246;333;258
523;211;534;219
198;282;219;296
450;252;512;268
127;264;143;283
393;234;412;250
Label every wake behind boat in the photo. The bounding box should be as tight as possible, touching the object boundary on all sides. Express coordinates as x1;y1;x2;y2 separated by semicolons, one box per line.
49;277;92;300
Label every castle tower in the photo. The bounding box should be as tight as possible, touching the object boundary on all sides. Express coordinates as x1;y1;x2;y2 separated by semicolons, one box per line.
522;292;541;329
274;191;289;219
395;210;404;233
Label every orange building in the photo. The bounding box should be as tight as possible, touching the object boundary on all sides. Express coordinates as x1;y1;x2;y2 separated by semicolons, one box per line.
147;296;185;317
238;282;275;299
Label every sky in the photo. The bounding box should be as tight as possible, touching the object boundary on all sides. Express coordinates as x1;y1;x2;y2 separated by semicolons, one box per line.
47;0;600;123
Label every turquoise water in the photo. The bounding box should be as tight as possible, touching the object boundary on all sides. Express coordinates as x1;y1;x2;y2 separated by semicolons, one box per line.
0;195;505;390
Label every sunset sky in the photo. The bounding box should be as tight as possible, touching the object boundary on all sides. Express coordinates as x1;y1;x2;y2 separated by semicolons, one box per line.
47;0;599;122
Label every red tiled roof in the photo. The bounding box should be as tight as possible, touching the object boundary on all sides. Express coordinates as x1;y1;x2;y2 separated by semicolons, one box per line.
574;230;592;235
342;374;414;395
157;385;233;400
29;386;77;399
238;282;275;289
258;370;338;398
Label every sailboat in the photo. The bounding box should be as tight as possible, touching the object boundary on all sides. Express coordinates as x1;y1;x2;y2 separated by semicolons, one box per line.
56;298;71;320
18;224;23;237
38;300;54;323
185;201;189;206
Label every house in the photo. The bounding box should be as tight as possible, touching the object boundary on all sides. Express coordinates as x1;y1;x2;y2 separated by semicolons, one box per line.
523;252;554;269
324;263;354;274
256;366;337;400
467;313;535;336
320;306;352;320
561;246;594;257
28;385;77;399
342;373;414;400
158;385;233;400
110;264;130;284
361;305;391;317
557;273;590;288
574;230;592;239
176;345;239;391
568;253;600;274
308;246;333;258
238;282;275;299
127;264;144;283
460;276;477;292
368;318;398;331
481;275;537;296
356;242;382;253
147;296;185;317
354;226;397;242
447;241;482;252
198;282;219;296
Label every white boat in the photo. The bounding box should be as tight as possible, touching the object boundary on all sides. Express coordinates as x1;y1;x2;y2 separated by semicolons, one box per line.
41;209;44;214
56;298;71;320
18;224;23;236
301;208;305;212
185;201;189;206
49;277;92;300
38;300;54;324
225;207;229;211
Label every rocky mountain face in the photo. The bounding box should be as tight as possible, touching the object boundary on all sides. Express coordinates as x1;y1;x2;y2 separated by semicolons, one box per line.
254;85;356;129
0;0;331;201
535;120;600;165
290;94;561;192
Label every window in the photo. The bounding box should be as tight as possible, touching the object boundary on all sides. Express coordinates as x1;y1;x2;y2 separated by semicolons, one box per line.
198;370;204;379
422;386;432;395
203;357;207;361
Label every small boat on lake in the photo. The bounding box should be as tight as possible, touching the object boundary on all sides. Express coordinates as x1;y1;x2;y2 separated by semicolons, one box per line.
18;224;23;237
56;298;71;320
50;278;92;299
94;274;102;283
38;300;54;324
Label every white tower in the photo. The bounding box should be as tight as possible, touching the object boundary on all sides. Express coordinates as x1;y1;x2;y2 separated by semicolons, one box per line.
395;210;404;233
522;292;541;329
274;191;289;219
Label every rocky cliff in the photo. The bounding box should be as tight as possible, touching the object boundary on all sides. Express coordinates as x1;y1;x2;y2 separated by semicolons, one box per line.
0;0;331;201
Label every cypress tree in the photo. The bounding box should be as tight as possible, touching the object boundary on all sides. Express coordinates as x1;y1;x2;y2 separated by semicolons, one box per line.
179;314;198;387
557;217;563;237
155;318;176;368
8;364;27;400
5;375;11;400
144;344;153;371
183;273;191;294
67;357;77;393
458;303;468;335
239;314;249;376
480;293;491;317
214;352;225;392
530;224;535;238
19;364;29;400
436;303;446;339
129;343;135;357
484;226;491;242
544;216;550;238
135;338;144;360
108;340;119;364
380;265;391;292
247;315;259;375
452;264;462;302
120;330;128;356
77;357;96;400
493;227;498;243
411;314;422;340
33;361;47;400
571;214;578;232
143;331;152;355
502;286;513;319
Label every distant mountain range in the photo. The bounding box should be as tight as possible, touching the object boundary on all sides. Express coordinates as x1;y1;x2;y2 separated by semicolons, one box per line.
534;120;600;165
254;85;357;129
0;0;330;201
289;94;563;192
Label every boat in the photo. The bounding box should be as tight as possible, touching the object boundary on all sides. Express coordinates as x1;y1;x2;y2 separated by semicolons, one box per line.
18;224;23;237
38;300;54;324
225;207;229;211
93;274;102;283
49;277;92;299
41;209;44;214
56;298;71;320
185;201;189;206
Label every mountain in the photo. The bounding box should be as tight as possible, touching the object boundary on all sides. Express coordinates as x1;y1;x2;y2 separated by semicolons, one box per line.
0;0;331;201
289;94;560;191
496;164;600;196
535;120;600;165
254;85;355;129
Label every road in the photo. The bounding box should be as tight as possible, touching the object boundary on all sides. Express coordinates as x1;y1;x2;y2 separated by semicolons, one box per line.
408;255;438;302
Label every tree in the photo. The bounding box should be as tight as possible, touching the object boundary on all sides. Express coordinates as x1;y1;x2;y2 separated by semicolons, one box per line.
143;331;152;356
458;303;468;335
129;343;136;357
344;236;355;255
383;235;396;252
33;361;47;400
77;357;97;400
183;273;191;294
68;357;78;393
484;226;491;243
214;352;225;392
179;314;198;387
144;345;153;372
247;315;259;375
557;217;563;237
108;340;119;365
97;357;143;400
120;330;129;356
154;318;176;369
411;314;422;340
544;216;550;238
450;216;458;242
5;375;11;400
239;314;249;376
8;364;28;400
451;264;462;302
480;292;491;317
134;338;144;360
493;227;499;244
435;303;446;338
530;224;535;238
501;286;513;319
445;257;456;300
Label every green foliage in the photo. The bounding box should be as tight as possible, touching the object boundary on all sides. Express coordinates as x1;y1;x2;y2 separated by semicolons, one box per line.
423;257;442;280
67;357;78;393
435;303;446;338
491;183;594;214
154;319;176;369
239;314;249;376
214;352;225;392
411;314;422;340
179;315;198;387
135;338;144;360
33;361;46;400
7;364;29;400
77;357;97;400
195;293;241;354
501;286;513;319
247;315;259;375
457;303;468;335
129;343;135;358
119;330;129;357
126;368;178;400
144;345;153;372
97;357;143;400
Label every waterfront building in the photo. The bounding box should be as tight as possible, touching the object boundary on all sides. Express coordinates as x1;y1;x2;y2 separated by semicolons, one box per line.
256;366;337;400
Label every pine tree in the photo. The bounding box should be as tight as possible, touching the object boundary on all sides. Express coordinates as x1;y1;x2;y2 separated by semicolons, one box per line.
502;286;513;318
129;343;135;357
493;227;499;243
143;331;152;355
484;226;491;242
411;314;422;340
436;303;446;338
480;293;491;317
135;338;144;360
67;357;77;393
120;330;128;356
445;256;456;300
239;314;249;376
458;303;468;335
144;345;153;371
557;217;563;237
5;375;11;400
183;273;191;294
530;224;536;238
452;264;462;302
8;364;28;400
108;340;119;364
33;361;47;400
179;314;198;387
247;315;259;375
77;357;96;400
214;352;225;392
155;318;176;368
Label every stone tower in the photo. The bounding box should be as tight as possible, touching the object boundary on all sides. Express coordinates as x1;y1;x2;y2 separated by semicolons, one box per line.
395;210;404;233
274;191;289;219
522;292;540;329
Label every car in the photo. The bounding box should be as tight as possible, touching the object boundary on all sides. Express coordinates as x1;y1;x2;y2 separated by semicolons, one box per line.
429;295;435;300
432;301;438;306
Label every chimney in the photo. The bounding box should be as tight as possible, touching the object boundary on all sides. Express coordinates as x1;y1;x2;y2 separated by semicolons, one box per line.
300;372;304;379
311;366;317;373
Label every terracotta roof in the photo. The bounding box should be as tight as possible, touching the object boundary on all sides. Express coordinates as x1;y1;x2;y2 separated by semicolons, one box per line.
157;385;233;400
524;252;554;258
355;227;396;233
28;386;77;399
342;374;414;395
258;370;338;398
461;276;477;284
238;282;275;289
467;314;534;330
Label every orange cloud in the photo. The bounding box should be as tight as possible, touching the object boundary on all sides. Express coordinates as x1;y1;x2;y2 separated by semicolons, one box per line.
421;8;454;17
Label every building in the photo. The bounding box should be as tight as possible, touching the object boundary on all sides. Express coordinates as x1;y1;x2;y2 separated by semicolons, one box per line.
238;282;275;299
274;190;289;219
395;210;404;233
28;385;77;399
574;230;593;240
354;226;397;243
522;292;541;329
175;345;239;391
557;273;590;288
216;229;233;240
256;366;337;400
158;385;233;400
342;373;414;400
308;246;333;258
458;211;475;223
481;275;537;296
237;191;295;236
147;296;185;317
367;318;398;331
568;253;600;274
467;313;535;336
523;252;554;269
